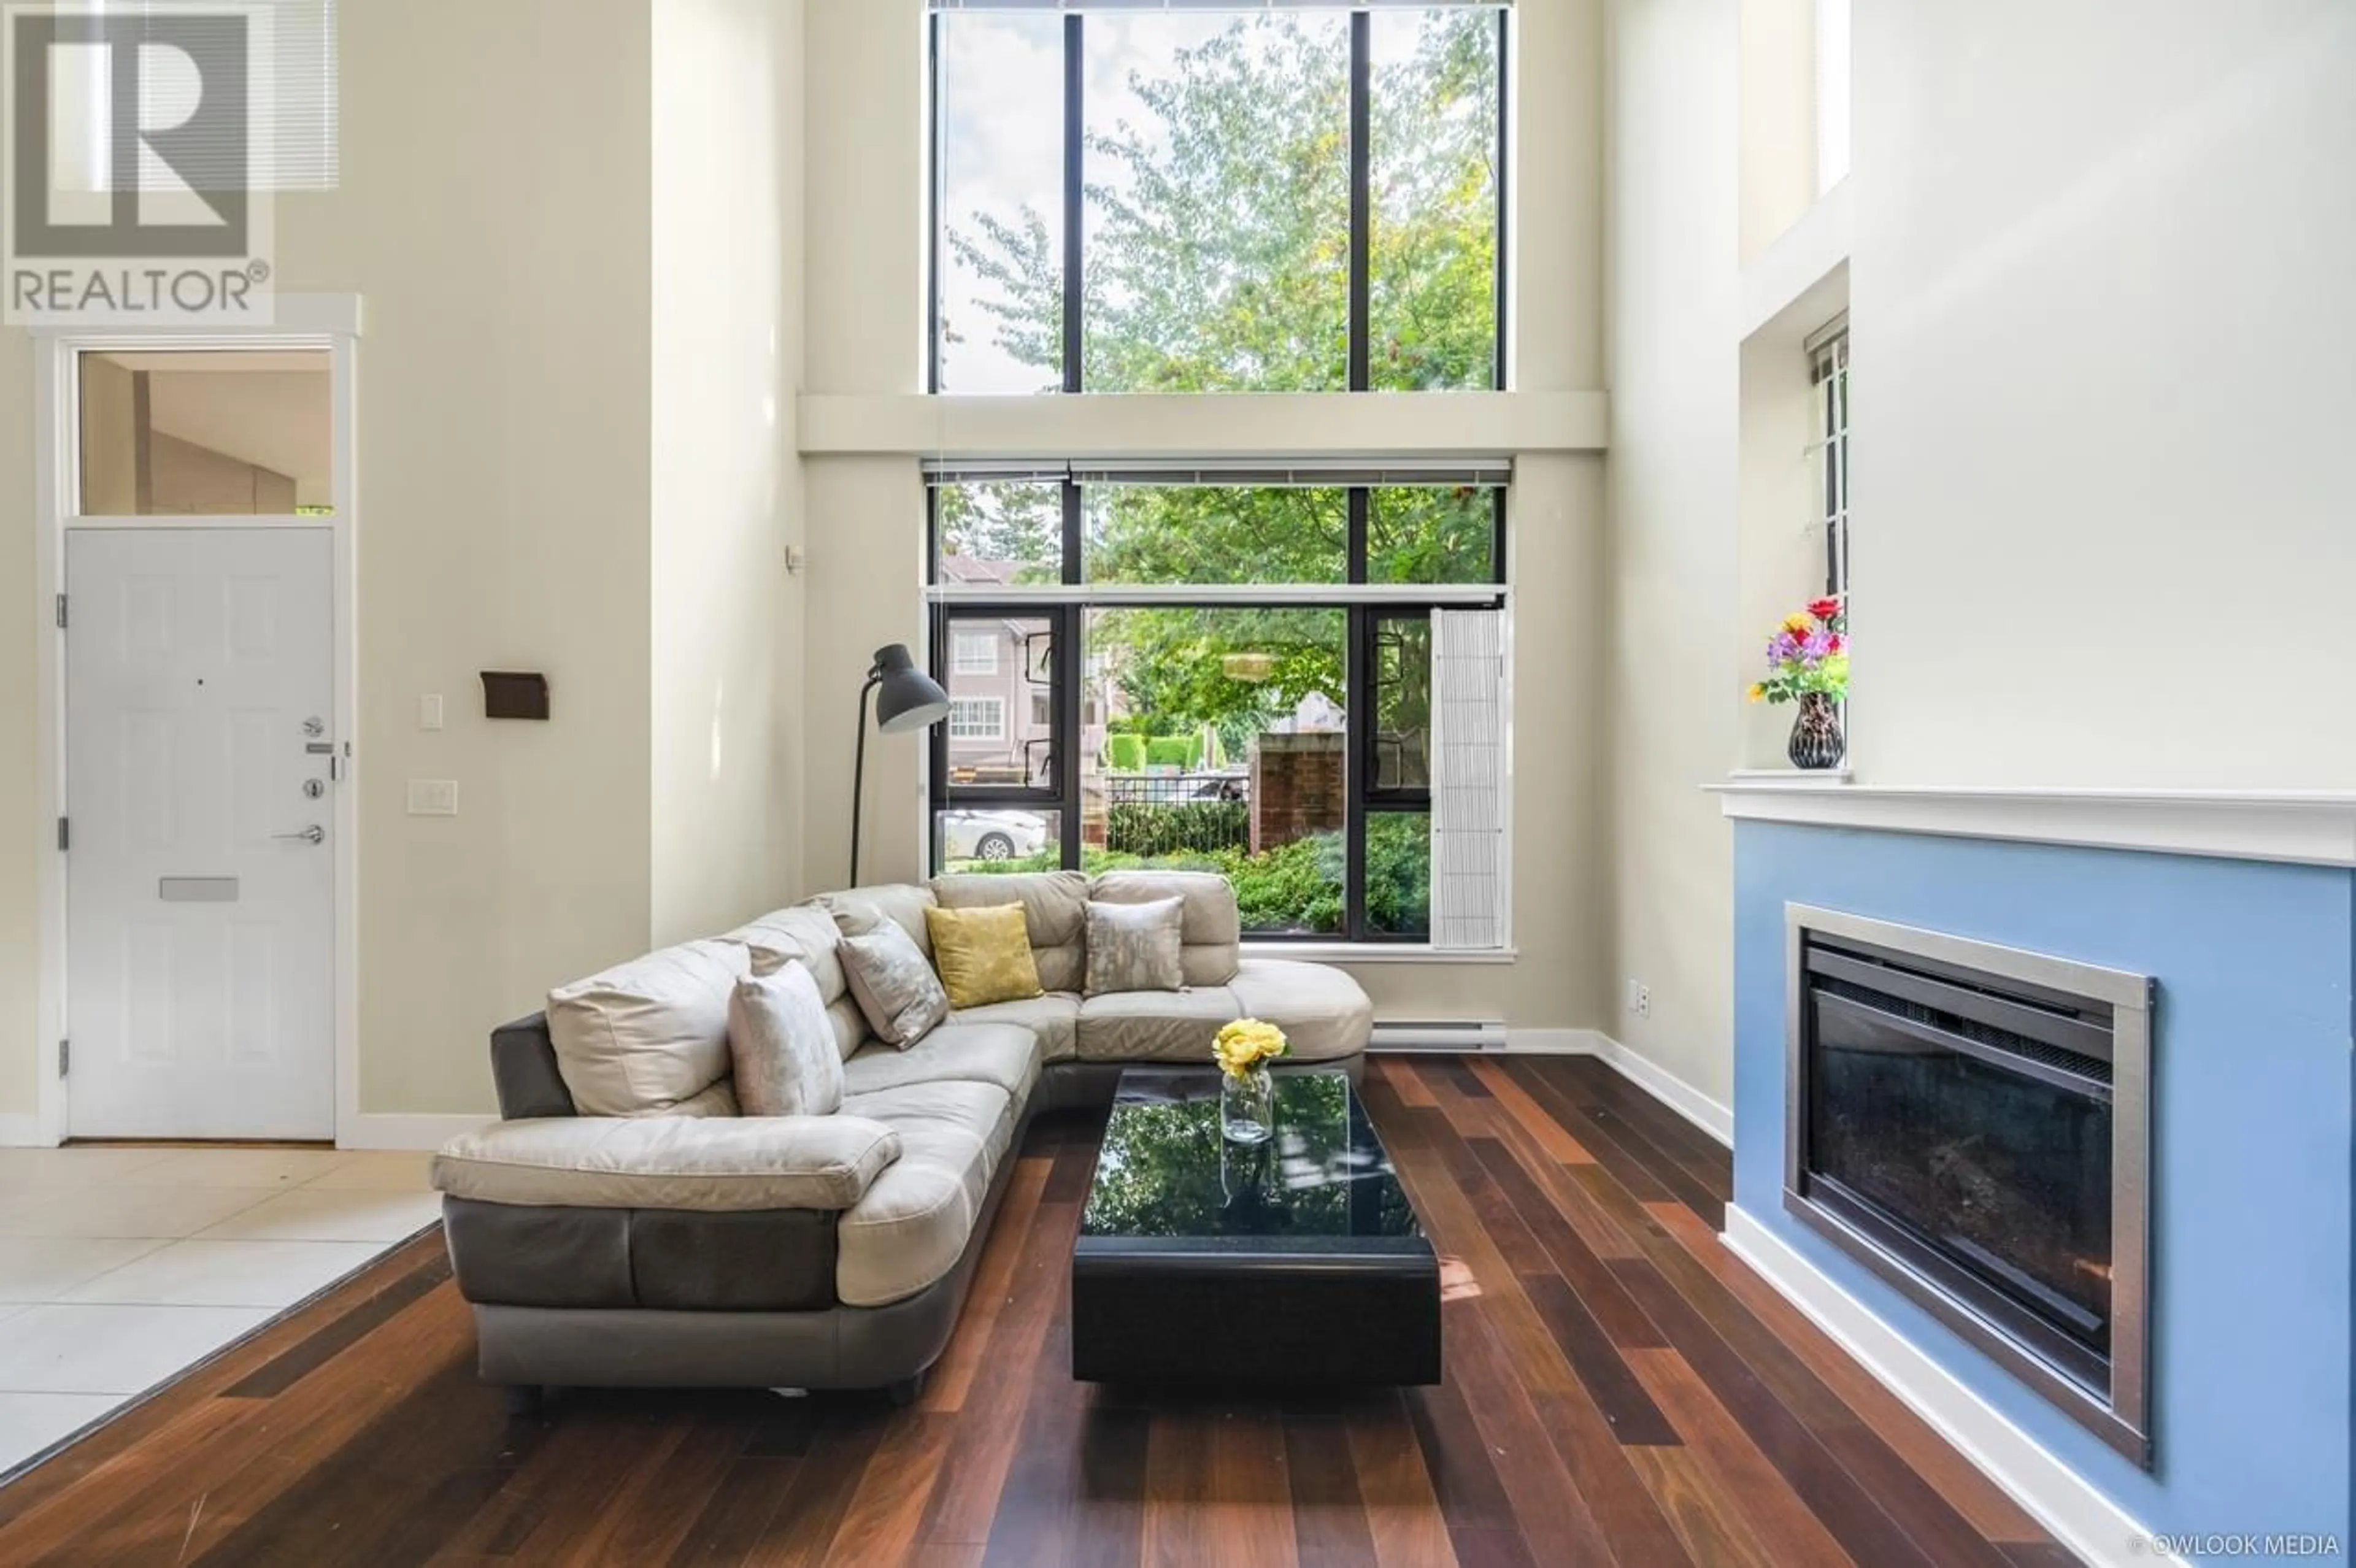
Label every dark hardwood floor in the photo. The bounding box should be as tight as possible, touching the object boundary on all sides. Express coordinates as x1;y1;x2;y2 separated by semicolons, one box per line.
0;1056;2074;1567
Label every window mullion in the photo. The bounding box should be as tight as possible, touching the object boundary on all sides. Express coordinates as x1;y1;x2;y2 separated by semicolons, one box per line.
1063;13;1085;395
1349;10;1371;394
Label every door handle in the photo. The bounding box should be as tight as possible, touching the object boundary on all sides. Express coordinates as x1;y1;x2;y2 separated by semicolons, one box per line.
274;825;326;845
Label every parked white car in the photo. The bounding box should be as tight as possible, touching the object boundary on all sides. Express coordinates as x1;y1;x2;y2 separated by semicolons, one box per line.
939;810;1050;863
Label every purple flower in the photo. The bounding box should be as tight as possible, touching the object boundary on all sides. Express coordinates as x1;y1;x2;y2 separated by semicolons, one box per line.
1800;632;1834;663
1767;631;1801;666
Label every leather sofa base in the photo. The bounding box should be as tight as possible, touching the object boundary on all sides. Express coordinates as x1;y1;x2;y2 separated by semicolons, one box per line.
460;1059;1364;1393
471;1104;1027;1393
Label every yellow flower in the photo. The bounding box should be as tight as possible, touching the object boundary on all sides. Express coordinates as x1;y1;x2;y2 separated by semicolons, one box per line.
1214;1018;1288;1077
1780;613;1815;637
1747;683;1766;702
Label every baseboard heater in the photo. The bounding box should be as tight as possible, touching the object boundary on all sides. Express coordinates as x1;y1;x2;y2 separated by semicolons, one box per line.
1368;1019;1508;1053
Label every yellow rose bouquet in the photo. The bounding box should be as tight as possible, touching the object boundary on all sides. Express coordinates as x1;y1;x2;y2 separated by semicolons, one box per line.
1214;1019;1287;1144
1214;1018;1289;1079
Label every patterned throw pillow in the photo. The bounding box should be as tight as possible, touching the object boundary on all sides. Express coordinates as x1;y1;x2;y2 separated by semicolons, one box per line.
726;961;845;1117
839;919;952;1048
1085;895;1187;997
923;903;1044;1012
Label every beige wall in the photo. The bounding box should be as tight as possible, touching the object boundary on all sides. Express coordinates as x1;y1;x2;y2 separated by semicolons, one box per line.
650;0;805;947
275;0;658;1113
1601;0;1742;1105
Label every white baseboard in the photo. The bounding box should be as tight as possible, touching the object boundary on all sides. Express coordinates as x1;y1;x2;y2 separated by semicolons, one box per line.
1721;1207;2175;1568
0;1114;58;1149
1582;1031;1734;1147
338;1113;494;1152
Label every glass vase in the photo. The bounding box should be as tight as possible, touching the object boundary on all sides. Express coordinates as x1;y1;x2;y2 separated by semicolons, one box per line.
1220;1064;1275;1145
1787;692;1847;771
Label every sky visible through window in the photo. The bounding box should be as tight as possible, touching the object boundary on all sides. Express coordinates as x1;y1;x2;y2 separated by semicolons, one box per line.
937;10;1496;395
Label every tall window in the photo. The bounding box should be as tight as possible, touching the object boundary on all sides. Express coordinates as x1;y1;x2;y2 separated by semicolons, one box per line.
931;4;1508;396
1811;322;1850;600
928;466;1507;947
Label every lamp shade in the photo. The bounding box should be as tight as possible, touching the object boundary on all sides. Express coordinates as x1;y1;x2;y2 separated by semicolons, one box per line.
871;644;952;734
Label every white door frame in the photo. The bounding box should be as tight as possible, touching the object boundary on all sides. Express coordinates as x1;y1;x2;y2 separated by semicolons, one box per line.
30;294;364;1148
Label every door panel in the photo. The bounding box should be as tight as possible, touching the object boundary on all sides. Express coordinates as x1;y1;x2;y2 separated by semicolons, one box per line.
66;528;335;1140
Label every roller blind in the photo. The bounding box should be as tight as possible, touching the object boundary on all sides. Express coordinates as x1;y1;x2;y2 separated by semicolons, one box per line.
931;2;1506;10
1430;609;1507;950
923;458;1514;487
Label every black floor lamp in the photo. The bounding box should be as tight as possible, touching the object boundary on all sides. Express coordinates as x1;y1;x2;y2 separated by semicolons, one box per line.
850;644;952;888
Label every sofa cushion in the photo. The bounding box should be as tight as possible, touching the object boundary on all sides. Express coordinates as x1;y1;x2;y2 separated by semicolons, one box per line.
923;903;1045;1011
950;992;1080;1063
839;920;952;1048
835;1080;1018;1307
719;905;865;1060
931;871;1088;993
1084;895;1186;996
1076;984;1241;1063
842;1021;1043;1103
431;1115;901;1212
817;885;937;955
728;963;846;1117
545;940;750;1116
1088;870;1242;988
1228;959;1375;1063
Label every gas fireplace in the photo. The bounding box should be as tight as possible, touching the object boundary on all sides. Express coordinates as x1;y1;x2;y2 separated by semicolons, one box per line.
1784;906;2154;1466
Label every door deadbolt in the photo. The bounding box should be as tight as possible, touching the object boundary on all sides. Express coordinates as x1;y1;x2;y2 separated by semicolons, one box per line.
301;717;326;738
304;779;326;799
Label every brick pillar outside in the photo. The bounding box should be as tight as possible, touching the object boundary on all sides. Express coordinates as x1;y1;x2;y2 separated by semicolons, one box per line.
1250;732;1347;853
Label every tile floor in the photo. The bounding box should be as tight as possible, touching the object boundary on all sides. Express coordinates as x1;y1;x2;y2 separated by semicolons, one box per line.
0;1145;439;1479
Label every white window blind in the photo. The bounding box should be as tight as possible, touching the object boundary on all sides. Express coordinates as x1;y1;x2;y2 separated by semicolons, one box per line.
110;0;339;193
1430;609;1506;950
930;2;1506;10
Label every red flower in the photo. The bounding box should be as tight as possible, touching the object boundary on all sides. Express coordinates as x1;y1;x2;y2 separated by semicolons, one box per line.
1828;634;1847;655
1806;597;1843;624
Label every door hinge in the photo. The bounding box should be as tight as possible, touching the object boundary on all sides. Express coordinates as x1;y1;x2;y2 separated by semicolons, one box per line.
58;1040;69;1079
55;593;67;629
56;817;68;853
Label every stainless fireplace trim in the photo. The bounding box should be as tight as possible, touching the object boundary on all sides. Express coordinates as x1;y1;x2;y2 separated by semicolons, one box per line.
1782;904;2154;1469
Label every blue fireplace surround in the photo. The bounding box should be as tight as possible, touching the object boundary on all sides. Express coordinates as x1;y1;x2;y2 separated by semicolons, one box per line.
1732;820;2353;1556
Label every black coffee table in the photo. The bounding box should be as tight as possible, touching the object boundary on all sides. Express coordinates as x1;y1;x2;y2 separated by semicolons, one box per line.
1070;1066;1441;1386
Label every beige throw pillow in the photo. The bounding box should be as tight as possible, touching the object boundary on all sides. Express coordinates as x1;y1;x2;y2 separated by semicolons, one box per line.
546;939;749;1116
1085;896;1187;996
727;962;846;1118
839;920;951;1048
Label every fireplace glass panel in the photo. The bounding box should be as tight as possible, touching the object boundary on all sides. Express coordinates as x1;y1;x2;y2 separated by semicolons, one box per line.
1806;992;2113;1363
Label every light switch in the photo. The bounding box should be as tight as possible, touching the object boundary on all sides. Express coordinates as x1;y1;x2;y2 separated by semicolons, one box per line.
420;694;445;731
407;780;459;817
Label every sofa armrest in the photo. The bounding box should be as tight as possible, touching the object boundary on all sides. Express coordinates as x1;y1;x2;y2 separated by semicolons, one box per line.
431;1114;901;1213
490;1013;579;1120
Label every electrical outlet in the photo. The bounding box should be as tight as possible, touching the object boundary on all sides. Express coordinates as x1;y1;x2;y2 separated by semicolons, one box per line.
420;694;445;731
1628;980;1652;1019
407;779;459;817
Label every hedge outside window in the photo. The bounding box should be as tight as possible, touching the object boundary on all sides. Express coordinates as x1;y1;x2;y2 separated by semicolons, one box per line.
928;477;1504;945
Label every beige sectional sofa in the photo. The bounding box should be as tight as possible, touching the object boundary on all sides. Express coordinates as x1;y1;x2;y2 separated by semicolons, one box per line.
431;869;1372;1407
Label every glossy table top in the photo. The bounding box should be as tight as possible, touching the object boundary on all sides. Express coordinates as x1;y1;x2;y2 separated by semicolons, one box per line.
1077;1067;1426;1252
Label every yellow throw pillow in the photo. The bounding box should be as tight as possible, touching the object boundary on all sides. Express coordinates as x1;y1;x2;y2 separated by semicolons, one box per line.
923;903;1045;1012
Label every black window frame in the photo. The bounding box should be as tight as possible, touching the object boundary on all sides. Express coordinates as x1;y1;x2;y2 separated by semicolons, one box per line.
927;481;1506;946
928;6;1511;398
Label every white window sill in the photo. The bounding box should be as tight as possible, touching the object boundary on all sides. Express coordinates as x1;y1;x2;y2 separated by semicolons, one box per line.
1241;942;1518;966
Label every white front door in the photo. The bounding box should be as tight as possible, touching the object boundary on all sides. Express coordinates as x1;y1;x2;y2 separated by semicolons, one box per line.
65;528;336;1140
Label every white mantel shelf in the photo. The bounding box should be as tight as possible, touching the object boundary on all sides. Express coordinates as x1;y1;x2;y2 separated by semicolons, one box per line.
1709;780;2356;869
